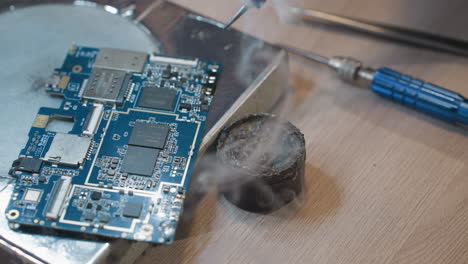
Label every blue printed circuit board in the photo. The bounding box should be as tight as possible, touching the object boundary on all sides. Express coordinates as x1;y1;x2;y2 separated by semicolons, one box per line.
4;46;221;244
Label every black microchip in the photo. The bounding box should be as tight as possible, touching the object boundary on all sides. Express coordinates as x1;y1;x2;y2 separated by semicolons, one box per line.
129;122;169;149
179;103;192;111
121;146;159;176
12;158;43;173
86;203;93;209
123;202;143;218
38;176;47;183
90;191;102;200
138;87;178;111
162;69;171;79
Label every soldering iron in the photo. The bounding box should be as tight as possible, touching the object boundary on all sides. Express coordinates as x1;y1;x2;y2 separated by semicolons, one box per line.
224;1;468;126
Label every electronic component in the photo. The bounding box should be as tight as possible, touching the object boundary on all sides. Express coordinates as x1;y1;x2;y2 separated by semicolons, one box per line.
98;213;110;223
93;48;147;73
82;68;131;105
43;133;92;167
23;189;42;203
122;202;143;218
46;72;61;89
84;212;95;222
128;122;170;149
179;103;192;111
150;55;198;67
38;176;47;183
5;46;221;244
138;87;178;111
83;104;104;136
217;114;306;213
90;191;102;200
11;157;43;174
45;176;72;220
121;146;159;176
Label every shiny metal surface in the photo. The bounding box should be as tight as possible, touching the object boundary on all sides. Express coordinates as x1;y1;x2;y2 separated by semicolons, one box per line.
0;1;288;263
289;7;468;57
278;44;330;66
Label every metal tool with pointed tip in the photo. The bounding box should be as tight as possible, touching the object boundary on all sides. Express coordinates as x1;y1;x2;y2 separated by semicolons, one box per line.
288;7;468;57
223;0;266;29
281;45;468;125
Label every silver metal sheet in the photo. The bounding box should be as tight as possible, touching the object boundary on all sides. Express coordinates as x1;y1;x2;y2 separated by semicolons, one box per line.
94;48;148;73
0;1;289;263
43;133;92;167
82;68;129;104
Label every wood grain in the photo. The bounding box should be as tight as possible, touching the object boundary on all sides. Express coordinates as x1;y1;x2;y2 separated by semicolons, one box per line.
138;1;468;263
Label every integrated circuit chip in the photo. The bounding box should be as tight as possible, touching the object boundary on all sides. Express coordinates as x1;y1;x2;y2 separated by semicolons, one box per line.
121;146;159;176
90;191;102;200
129;122;170;149
123;202;143;218
82;68;131;105
138;87;178;111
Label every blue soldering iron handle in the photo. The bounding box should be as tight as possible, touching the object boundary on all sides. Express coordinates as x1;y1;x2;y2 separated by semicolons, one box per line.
371;68;468;125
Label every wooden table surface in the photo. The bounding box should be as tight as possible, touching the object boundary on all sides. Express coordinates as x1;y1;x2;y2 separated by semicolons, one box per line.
139;1;468;263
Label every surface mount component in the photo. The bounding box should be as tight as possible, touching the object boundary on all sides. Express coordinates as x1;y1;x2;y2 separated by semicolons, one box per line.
83;104;104;136
43;133;92;167
122;202;143;218
82;68;131;105
45;176;72;220
121;146;160;176
128;122;170;149
10;157;43;174
93;48;148;73
5;45;222;244
23;189;42;203
217;114;306;213
138;87;179;111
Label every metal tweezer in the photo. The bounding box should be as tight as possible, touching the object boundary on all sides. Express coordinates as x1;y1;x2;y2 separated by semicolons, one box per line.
288;7;468;57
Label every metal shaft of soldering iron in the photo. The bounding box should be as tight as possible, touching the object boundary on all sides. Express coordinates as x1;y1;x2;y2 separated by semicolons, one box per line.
283;45;468;125
223;0;266;29
289;7;468;57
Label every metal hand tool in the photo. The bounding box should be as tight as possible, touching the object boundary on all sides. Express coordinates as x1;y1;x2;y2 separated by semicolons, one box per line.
283;45;468;125
288;7;468;57
223;0;266;29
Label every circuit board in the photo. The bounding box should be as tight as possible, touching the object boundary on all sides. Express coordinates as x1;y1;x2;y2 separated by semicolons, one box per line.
4;45;221;244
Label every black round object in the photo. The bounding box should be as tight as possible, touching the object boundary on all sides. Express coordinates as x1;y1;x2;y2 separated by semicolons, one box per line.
216;114;306;213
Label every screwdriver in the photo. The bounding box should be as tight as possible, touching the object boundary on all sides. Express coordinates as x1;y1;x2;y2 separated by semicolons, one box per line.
283;45;468;125
223;0;267;29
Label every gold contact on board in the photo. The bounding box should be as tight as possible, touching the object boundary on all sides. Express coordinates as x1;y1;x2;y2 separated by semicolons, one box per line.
58;76;70;89
32;114;49;128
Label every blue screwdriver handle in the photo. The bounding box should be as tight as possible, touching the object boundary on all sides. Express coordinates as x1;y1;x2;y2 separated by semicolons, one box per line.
371;68;468;125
